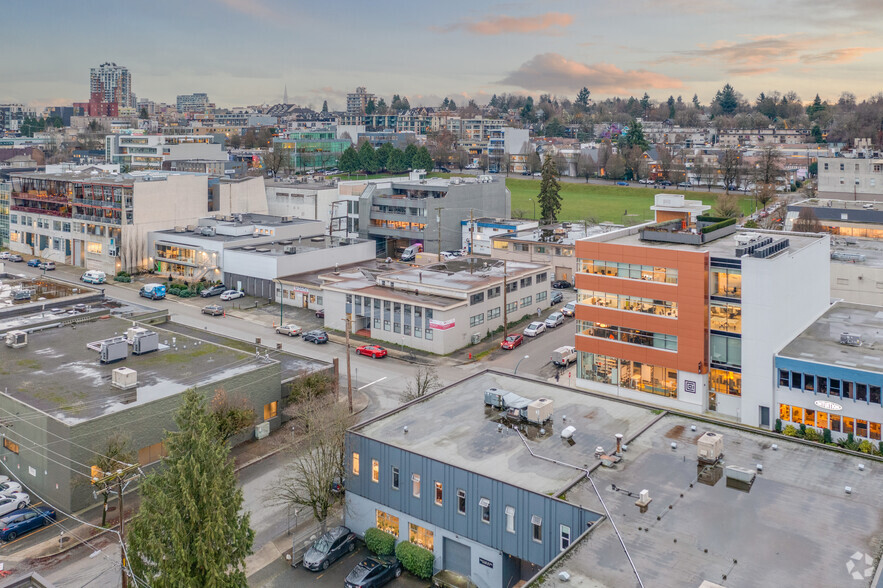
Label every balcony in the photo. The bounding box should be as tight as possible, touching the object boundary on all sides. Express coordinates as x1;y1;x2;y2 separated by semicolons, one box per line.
640;216;738;245
12;191;70;205
11;205;71;218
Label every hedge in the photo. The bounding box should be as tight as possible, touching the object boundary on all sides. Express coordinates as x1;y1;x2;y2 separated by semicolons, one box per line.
364;528;396;556
700;217;737;234
395;541;434;580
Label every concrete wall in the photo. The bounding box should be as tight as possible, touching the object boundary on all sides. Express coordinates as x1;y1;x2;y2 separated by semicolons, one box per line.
214;177;269;215
740;235;831;428
265;185;339;227
224;240;376;284
830;261;883;305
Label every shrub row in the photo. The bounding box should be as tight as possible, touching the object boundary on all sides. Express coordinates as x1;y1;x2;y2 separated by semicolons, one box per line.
364;528;395;556
394;541;434;580
776;419;883;455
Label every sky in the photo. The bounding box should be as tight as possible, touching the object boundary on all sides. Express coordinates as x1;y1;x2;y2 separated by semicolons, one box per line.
4;0;883;110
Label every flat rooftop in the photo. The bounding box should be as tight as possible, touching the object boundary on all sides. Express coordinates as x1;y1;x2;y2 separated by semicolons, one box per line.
380;258;548;292
777;301;883;374
227;235;368;257
0;315;270;424
279;259;413;288
548;413;883;587
789;198;881;212
832;237;883;268
354;372;661;495
592;226;824;259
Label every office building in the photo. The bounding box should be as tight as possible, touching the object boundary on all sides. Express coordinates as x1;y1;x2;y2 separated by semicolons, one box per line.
573;194;830;428
818;143;883;202
460;218;538;256
176;92;212;114
322;258;552;354
105;132;227;170
347;87;375;116
272;131;350;172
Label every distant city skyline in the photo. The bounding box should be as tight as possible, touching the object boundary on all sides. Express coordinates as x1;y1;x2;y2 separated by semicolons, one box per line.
4;0;883;109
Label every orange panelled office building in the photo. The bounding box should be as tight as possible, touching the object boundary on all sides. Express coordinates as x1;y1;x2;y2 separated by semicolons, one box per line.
571;194;830;428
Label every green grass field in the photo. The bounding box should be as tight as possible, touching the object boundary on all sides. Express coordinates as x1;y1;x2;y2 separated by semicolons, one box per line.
505;178;755;224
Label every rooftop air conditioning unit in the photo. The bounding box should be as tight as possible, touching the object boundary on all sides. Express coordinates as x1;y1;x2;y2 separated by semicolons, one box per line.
283;245;296;254
281;216;293;223
111;367;138;390
527;398;554;425
840;333;862;347
132;331;159;355
126;327;149;344
697;432;723;464
100;337;128;364
5;330;27;349
173;226;186;233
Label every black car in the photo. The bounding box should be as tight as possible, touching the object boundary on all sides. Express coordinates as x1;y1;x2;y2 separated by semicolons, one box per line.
200;284;226;297
345;556;402;588
302;526;357;571
551;280;572;289
550;291;563;305
303;330;329;344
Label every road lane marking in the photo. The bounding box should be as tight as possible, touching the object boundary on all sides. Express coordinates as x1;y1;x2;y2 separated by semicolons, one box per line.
358;377;387;391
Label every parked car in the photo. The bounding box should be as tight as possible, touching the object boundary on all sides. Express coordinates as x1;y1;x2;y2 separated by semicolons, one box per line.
81;270;105;283
615;181;629;186
344;556;402;588
303;330;329;344
0;252;9;260
677;182;691;188
356;344;387;358
545;312;564;328
0;482;22;496
521;170;531;176
275;324;302;336
435;166;451;173
660;180;673;187
0;506;56;542
561;301;577;317
533;172;542;177
0;493;30;517
199;284;226;298
551;280;572;289
550;291;563;305
7;254;23;262
331;476;345;494
551;345;577;367
302;526;357;571
201;304;224;316
38;261;55;271
220;290;245;301
26;259;41;268
524;321;546;337
315;309;325;318
501;334;523;350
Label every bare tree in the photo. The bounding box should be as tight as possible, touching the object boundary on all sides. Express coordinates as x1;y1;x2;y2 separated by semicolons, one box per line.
792;207;823;233
270;383;354;534
94;432;134;527
698;160;717;190
527;152;542;173
262;145;288;177
399;366;442;403
755;183;777;211
755;145;784;186
718;148;742;193
714;193;742;218
578;153;596;183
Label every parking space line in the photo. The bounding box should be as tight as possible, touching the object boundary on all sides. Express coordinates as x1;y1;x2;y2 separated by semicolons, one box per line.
357;377;386;391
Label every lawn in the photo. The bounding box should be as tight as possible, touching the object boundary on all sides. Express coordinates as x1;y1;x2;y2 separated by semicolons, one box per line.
505;178;756;224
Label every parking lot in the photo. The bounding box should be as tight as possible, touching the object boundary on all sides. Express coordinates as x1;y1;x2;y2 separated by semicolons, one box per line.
252;544;428;588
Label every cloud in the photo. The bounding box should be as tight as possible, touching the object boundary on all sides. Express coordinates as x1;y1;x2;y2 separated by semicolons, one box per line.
435;12;573;36
499;53;682;94
800;47;881;63
660;34;881;75
211;0;295;27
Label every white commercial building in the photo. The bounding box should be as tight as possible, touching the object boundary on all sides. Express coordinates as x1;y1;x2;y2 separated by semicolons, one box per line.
105;132;227;170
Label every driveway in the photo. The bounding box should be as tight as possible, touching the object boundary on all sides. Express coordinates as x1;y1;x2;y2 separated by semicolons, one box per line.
250;544;428;588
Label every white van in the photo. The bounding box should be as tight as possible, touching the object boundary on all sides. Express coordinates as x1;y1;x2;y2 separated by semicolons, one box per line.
81;270;106;284
401;243;423;262
550;346;577;367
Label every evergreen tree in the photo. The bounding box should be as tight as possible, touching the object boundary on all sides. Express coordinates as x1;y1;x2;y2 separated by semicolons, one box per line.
403;143;419;168
127;389;253;587
139;107;149;119
713;84;739;114
538;153;562;224
545;118;565;137
692;94;701;109
667;96;676;119
626;119;649;151
376;142;395;171
387;148;408;173
576;87;590;108
365;98;376;115
413;146;434;172
338;145;360;174
321;100;329;113
358;141;379;173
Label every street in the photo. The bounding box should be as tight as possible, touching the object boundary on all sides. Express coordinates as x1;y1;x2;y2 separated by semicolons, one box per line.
2;262;580;586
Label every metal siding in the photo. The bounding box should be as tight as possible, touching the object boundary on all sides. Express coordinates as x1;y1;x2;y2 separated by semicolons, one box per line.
348;434;602;568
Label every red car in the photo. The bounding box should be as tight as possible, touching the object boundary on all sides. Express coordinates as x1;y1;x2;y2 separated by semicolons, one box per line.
501;334;523;350
357;344;387;358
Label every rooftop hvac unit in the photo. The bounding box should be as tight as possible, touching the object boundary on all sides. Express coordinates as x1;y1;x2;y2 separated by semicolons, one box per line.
840;333;863;347
280;216;293;223
5;330;27;349
126;327;149;344
283;245;296;254
697;432;723;464
526;398;553;425
725;465;756;485
133;331;159;355
560;425;576;439
255;422;270;440
100;337;128;364
173;226;186;233
111;367;138;390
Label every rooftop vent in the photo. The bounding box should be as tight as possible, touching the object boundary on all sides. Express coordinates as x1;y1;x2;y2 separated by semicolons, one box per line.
840;332;863;347
173;226;186;233
697;432;723;464
255;247;271;253
242;246;256;251
5;330;27;349
311;237;324;242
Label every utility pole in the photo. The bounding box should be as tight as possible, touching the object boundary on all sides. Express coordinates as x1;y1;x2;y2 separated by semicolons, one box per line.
436;207;444;261
342;315;353;413
502;259;508;339
93;464;140;588
469;208;474;274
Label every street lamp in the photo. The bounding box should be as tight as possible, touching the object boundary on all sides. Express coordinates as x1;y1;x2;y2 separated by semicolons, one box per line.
514;355;529;375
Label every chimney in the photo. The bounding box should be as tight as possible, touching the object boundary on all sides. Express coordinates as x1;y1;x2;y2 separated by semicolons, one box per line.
615;433;623;454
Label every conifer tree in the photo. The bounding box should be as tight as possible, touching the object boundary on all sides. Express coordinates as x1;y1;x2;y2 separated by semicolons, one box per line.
538;153;562;223
127;389;254;587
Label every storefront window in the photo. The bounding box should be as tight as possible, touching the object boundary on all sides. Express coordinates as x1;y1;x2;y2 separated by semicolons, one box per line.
856;384;868;402
830;414;841;432
577;321;677;351
871;422;881;440
409;523;434;550
817;411;828;430
710;369;741;396
376;510;399;537
791;406;803;423
857;419;868;438
577;352;676;398
843;417;855;435
803;409;815;426
779;404;790;421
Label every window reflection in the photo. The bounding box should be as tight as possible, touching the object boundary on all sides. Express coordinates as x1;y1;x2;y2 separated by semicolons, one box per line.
711;268;742;298
578;352;677;398
710;301;741;333
578;290;677;318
